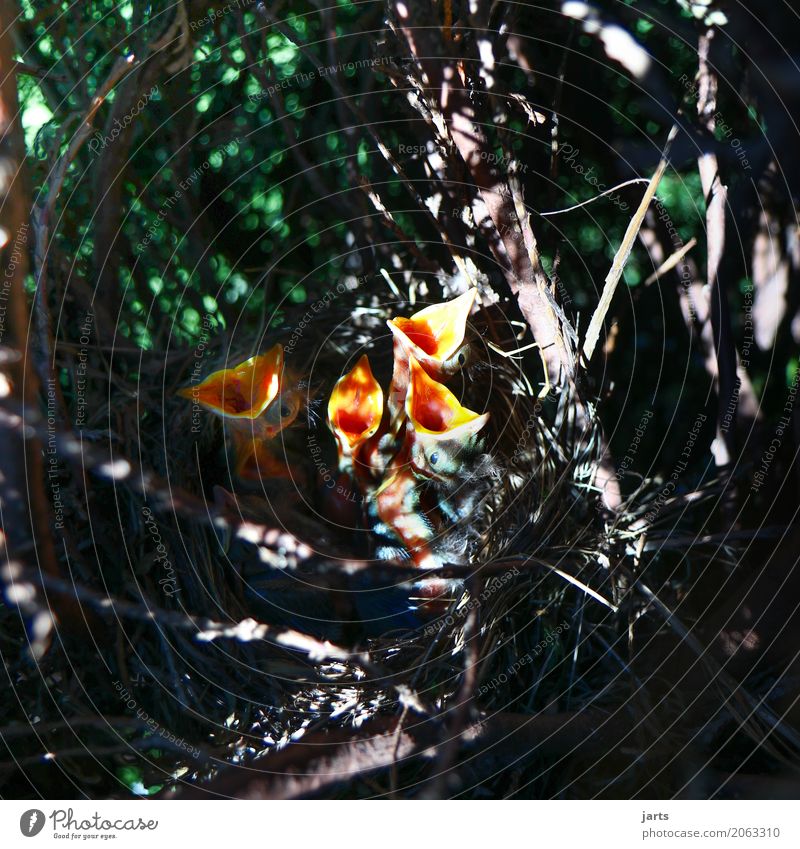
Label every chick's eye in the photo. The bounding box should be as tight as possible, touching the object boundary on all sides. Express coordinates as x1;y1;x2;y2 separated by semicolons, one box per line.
429;451;439;466
280;403;291;418
457;352;466;366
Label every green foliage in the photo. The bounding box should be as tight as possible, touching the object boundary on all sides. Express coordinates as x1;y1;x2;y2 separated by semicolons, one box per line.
13;0;786;476
115;765;163;796
17;0;382;352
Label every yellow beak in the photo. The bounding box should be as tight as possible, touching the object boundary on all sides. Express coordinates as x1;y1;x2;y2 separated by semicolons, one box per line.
327;354;384;457
177;343;284;420
387;289;475;376
406;355;489;441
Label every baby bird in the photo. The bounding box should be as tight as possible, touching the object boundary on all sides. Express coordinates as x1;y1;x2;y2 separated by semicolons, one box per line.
386;289;476;431
404;354;490;482
323;353;385;528
375;354;490;572
327;354;384;491
177;343;303;483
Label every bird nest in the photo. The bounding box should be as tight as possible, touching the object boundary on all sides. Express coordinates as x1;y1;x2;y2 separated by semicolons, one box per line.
5;274;775;800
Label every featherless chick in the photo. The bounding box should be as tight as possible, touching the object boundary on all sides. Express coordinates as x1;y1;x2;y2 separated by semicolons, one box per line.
177;343;306;487
372;355;490;613
404;354;494;526
385;288;476;437
326;353;384;518
375;356;490;562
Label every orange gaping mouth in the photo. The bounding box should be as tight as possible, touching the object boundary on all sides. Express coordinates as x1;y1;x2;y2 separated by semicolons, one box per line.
177;344;283;419
406;355;488;438
388;289;475;363
327;354;384;450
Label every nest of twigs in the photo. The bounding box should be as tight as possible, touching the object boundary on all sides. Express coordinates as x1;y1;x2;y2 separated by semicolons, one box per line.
6;266;794;801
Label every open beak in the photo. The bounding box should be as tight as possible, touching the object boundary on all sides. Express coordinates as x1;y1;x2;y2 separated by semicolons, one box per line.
327;354;384;470
387;289;475;378
177;343;284;420
406;355;489;442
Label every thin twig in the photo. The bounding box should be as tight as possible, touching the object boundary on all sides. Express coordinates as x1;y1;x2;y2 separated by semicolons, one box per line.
537;179;651;216
583;125;677;363
644;236;698;286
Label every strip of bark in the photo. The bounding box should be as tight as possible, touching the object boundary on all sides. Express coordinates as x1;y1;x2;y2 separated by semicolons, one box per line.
390;0;572;389
697;30;738;467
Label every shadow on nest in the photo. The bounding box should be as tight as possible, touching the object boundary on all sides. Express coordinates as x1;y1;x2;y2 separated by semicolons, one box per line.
3;278;795;800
